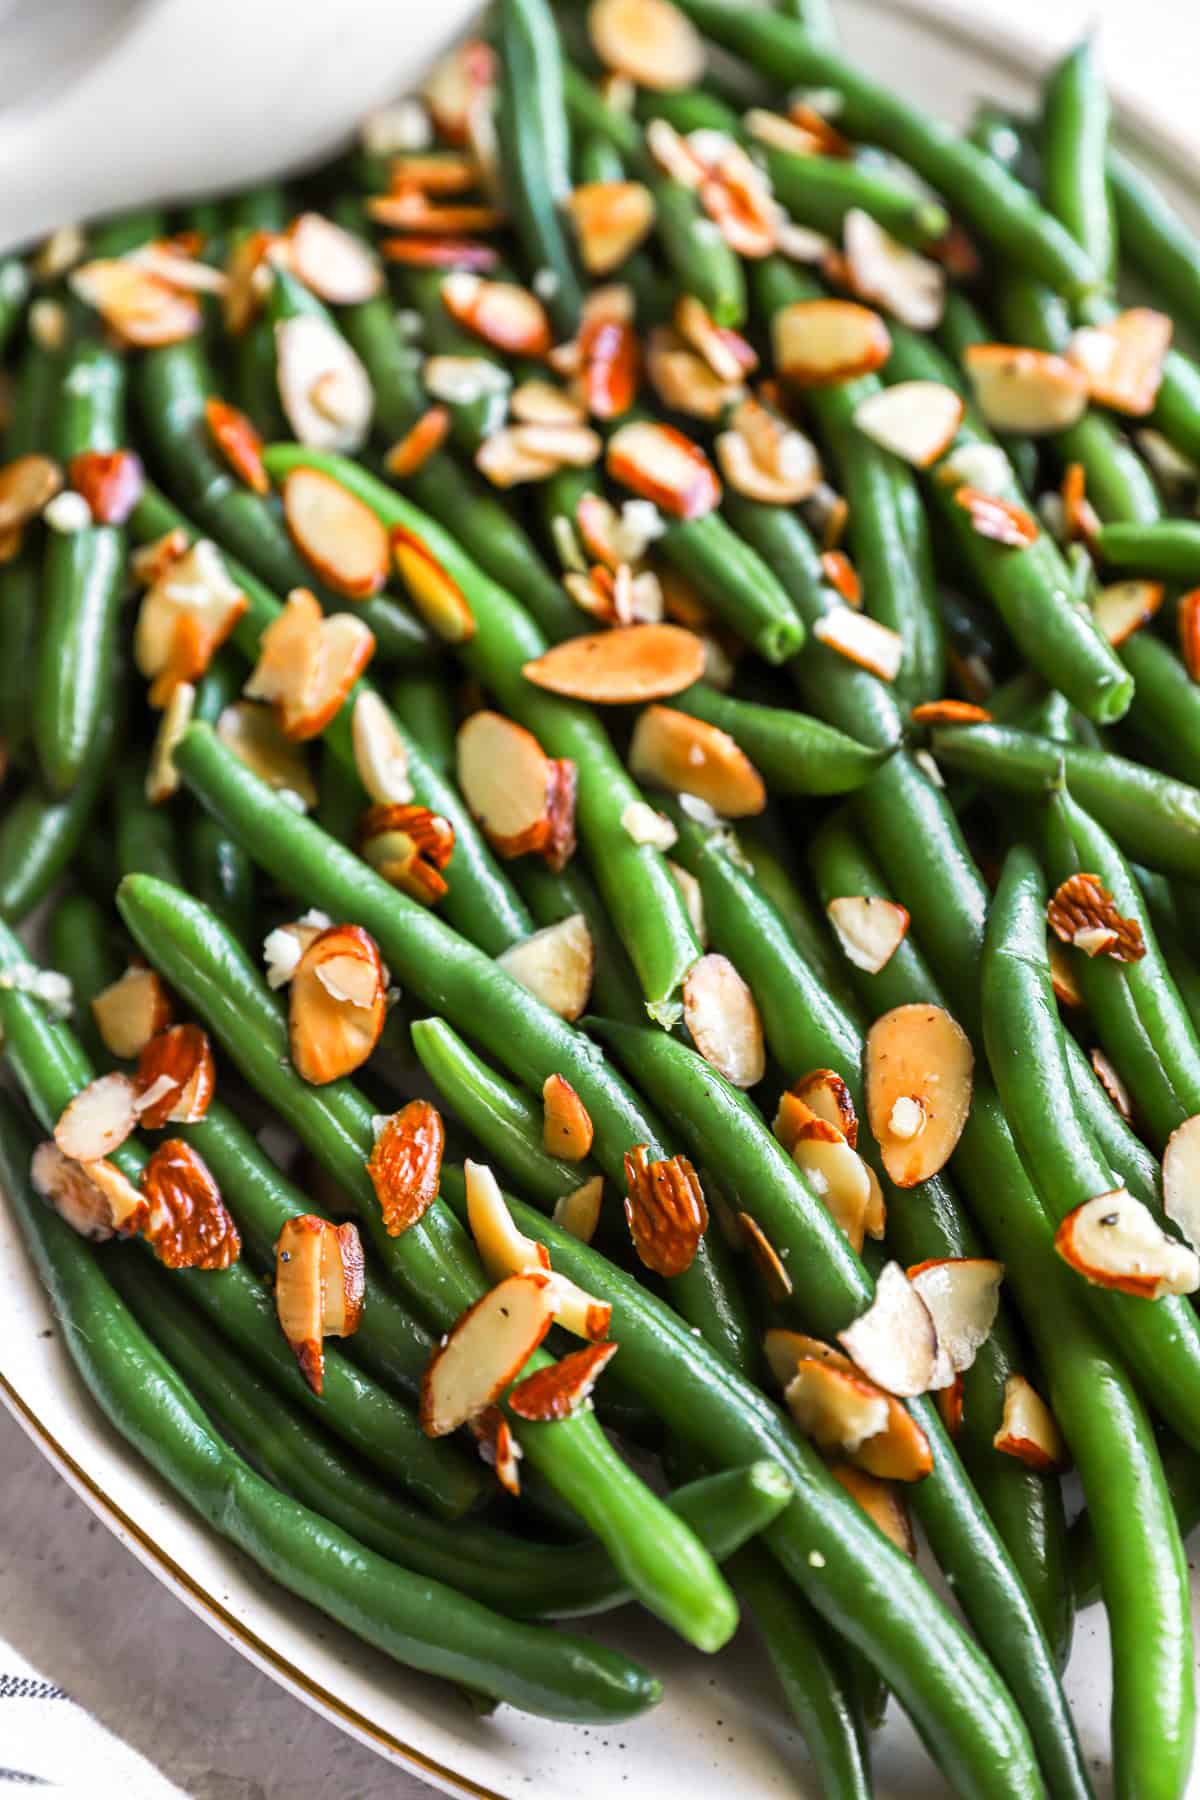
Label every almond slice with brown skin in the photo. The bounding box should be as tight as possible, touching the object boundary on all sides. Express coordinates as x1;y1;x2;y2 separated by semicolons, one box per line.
812;609;904;681
866;1003;973;1187
682;953;765;1089
383;405;453;478
1179;589;1200;681
508;1341;619;1422
244;589;375;741
994;1373;1069;1471
628;703;765;818
475;428;561;489
1067;308;1172;416
367;1100;445;1236
766;1331;932;1481
826;895;910;973
1048;939;1083;1009
936;1375;964;1437
31;1142;145;1240
70;259;201;346
606;420;721;521
837;1261;939;1397
587;0;704;89
1164;1115;1200;1252
140;1138;241;1269
784;1359;890;1454
788;1113;873;1253
821;551;861;606
772;298;892;386
53;1073;138;1163
465;1160;611;1340
275;1214;366;1395
391;525;475;642
567;181;656;275
963;344;1089;434
91;966;172;1062
674;295;758;383
624;1143;707;1277
1091;1048;1132;1116
441;272;551;357
68;449;144;525
736;1211;792;1299
910;700;992;725
496;914;594;1020
1055;1187;1199;1298
523;622;705;703
789;1068;858;1147
1047;871;1145;963
853;381;964;468
907;1258;1003;1381
134;1023;215;1128
843;210;944;330
644;119;707;188
276;314;373;453
829;1463;915;1556
204;398;269;494
420;1273;556;1437
1092;579;1164;648
360;801;454;903
509;422;603;469
953;485;1039;548
716;419;821;506
667;859;707;945
287;212;382;305
384;153;482;196
216;701;317;806
367;193;504;234
699;145;779;260
646;327;744;421
282;466;389;600
351;690;413;806
542;1075;595;1161
289;923;386;1084
0;455;62;532
471;1405;522;1496
553;1176;604;1244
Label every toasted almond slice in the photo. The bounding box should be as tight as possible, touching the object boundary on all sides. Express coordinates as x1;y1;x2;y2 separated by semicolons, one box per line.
542;1075;595;1161
674;295;757;384
773;298;892;389
853;381;963;468
510;381;586;427
381;235;500;271
588;0;704;89
628;704;765;819
323;1219;366;1337
457;709;577;866
422;38;496;144
963;344;1088;435
1048;938;1084;1009
126;237;227;295
53;1073;138;1163
140;1138;241;1269
813;608;903;681
0;454;63;532
509;1341;619;1422
624;1143;707;1277
384;151;478;193
145;679;195;805
716;419;821;505
204;397;269;495
840;210;944;329
471;1405;522;1496
1060;460;1101;548
994;1373;1069;1471
1163;1114;1200;1252
497;914;594;1020
771;1330;931;1477
620;798;677;849
935;1373;964;1436
282;465;389;600
1056;1187;1200;1298
276;313;373;453
289;923;386;1084
244;589;374;740
70;259;201;346
567;180;656;275
820;550;860;606
216;700;316;806
67;449;143;526
391;524;475;643
606;420;720;521
782;1110;870;1250
464;1162;613;1341
31;1142;143;1240
262;914;330;990
826;896;910;974
646;327;743;421
287;212;381;305
553;1175;605;1244
579;311;641;420
1047;871;1145;963
681;953;765;1089
367;1100;445;1236
510;422;603;468
275;1214;329;1393
351;690;412;806
1092;578;1164;648
910;700;992;725
134;1023;215;1128
667;859;707;945
222;228;277;334
699;145;779;260
829;1464;915;1555
441;272;551;357
367;192;504;234
1180;589;1200;682
523;622;704;703
91;965;173;1061
789;1069;858;1147
953;485;1040;549
420;1273;556;1436
786;1359;890;1452
475;427;560;488
741;1214;795;1301
644;118;707;187
939;442;1012;499
383;406;452;481
360;801;454;903
908;1258;1003;1379
1068;308;1172;416
866;1003;973;1187
134;540;248;693
837;1261;939;1397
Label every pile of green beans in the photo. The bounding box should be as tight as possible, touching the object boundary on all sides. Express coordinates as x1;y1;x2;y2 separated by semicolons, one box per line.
7;2;1200;1792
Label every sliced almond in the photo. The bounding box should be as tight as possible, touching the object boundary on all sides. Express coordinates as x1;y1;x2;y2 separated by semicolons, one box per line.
785;1359;890;1454
644;118;707;187
367;1100;445;1236
391;524;475;642
282;466;389;601
475;427;560;488
456;709;575;867
681;953;765;1089
145;679;195;805
837;1261;939;1397
623;1143;707;1277
826;896;910;974
910;700;992;726
367;193;503;234
908;1258;1003;1380
567;181;656;275
70;259;201;346
1092;578;1163;648
766;1329;932;1480
67;448;143;526
510;422;603;469
1056;1187;1199;1299
53;1073;138;1163
423;39;497;145
289;923;386;1084
351;690;413;806
699;143;780;260
497;915;594;1020
222;228;277;334
606;420;720;521
384;151;479;194
790;1068;858;1147
420;1273;556;1436
31;1142;144;1240
134;540;247;699
553;1176;604;1243
866;1003;973;1187
465;1159;611;1341
772;297;891;387
471;1404;522;1496
853;381;963;468
1047;872;1144;963
813;607;903;681
245;589;375;741
963;344;1088;435
262;913;330;991
91;965;173;1061
523;622;704;703
1048;938;1083;1009
646;327;744;421
134;1023;215;1128
0;454;62;532
508;1340;618;1422
842;210;944;330
674;295;757;384
789;1114;873;1253
383;405;453;479
510;381;587;427
621;798;677;849
667;859;707;945
216;700;316;806
829;1463;915;1556
587;0;704;89
953;485;1040;549
204;397;269;495
542;1075;595;1161
734;1212;790;1299
993;1373;1069;1472
1163;1114;1200;1253
441;271;551;357
360;801;454;903
275;1214;365;1395
1180;590;1200;683
1067;308;1172;416
139;1138;241;1269
628;704;764;819
129;530;186;591
716;410;821;505
578;302;640;420
287;212;381;305
276;313;373;453
819;550;859;607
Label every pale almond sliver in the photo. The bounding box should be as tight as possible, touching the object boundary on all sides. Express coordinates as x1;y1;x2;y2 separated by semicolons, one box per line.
813;607;903;681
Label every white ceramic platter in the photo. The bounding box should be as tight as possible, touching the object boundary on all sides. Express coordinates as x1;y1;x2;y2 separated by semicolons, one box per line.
3;4;1199;1796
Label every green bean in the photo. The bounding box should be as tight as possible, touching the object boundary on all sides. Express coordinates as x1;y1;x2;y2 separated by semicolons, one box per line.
390;671;455;772
656;508;807;665
0;327;64;753
114;756;184;885
187;811;257;947
762;147;948;247
1107;145;1200;345
1070;1437;1200;1610
0;693;121;924
45;890;122;1067
1041;38;1116;289
495;0;583;336
670;683;890;794
226;185;290;440
1097;519;1200;580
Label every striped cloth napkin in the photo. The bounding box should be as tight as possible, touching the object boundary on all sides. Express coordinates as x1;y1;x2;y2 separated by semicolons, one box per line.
0;1645;185;1797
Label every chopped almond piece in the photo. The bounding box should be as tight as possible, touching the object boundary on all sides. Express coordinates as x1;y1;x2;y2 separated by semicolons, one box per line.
624;1143;707;1277
908;1258;1003;1383
788;1112;873;1252
70;259;201;346
1180;590;1200;682
838;1261;939;1397
1090;1050;1132;1124
497;915;594;1020
587;0;704;89
553;1176;604;1244
244;588;375;740
509;1341;618;1422
1056;1187;1199;1299
421;1273;556;1437
766;1329;934;1480
274;1215;365;1395
542;1075;595;1161
441;272;552;357
360;801;454;902
629;704;765;819
1047;872;1145;963
682;953;765;1089
1067;308;1172;416
351;690;412;806
134;540;247;701
963;343;1088;435
910;700;992;725
789;1069;858;1147
1163;1114;1200;1252
383;405;452;480
289;923;386;1084
281;465;389;601
92;965;173;1061
367;1100;445;1236
31;1142;143;1241
523;622;705;703
1092;579;1163;648
853;381;964;468
423;39;497;144
826;896;910;973
465;1160;611;1341
134;1023;215;1128
472;1404;523;1496
0;454;62;532
954;485;1039;548
567;181;656;274
773;298;892;388
391;524;475;642
216;701;316;806
866;1004;973;1187
380;235;499;271
287;212;381;305
204;398;269;495
67;449;143;526
646;327;744;421
813;608;904;681
145;679;195;805
140;1138;241;1269
829;1464;915;1556
130;527;189;589
606;420;720;521
53;1073;138;1164
994;1373;1069;1472
276;314;373;453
